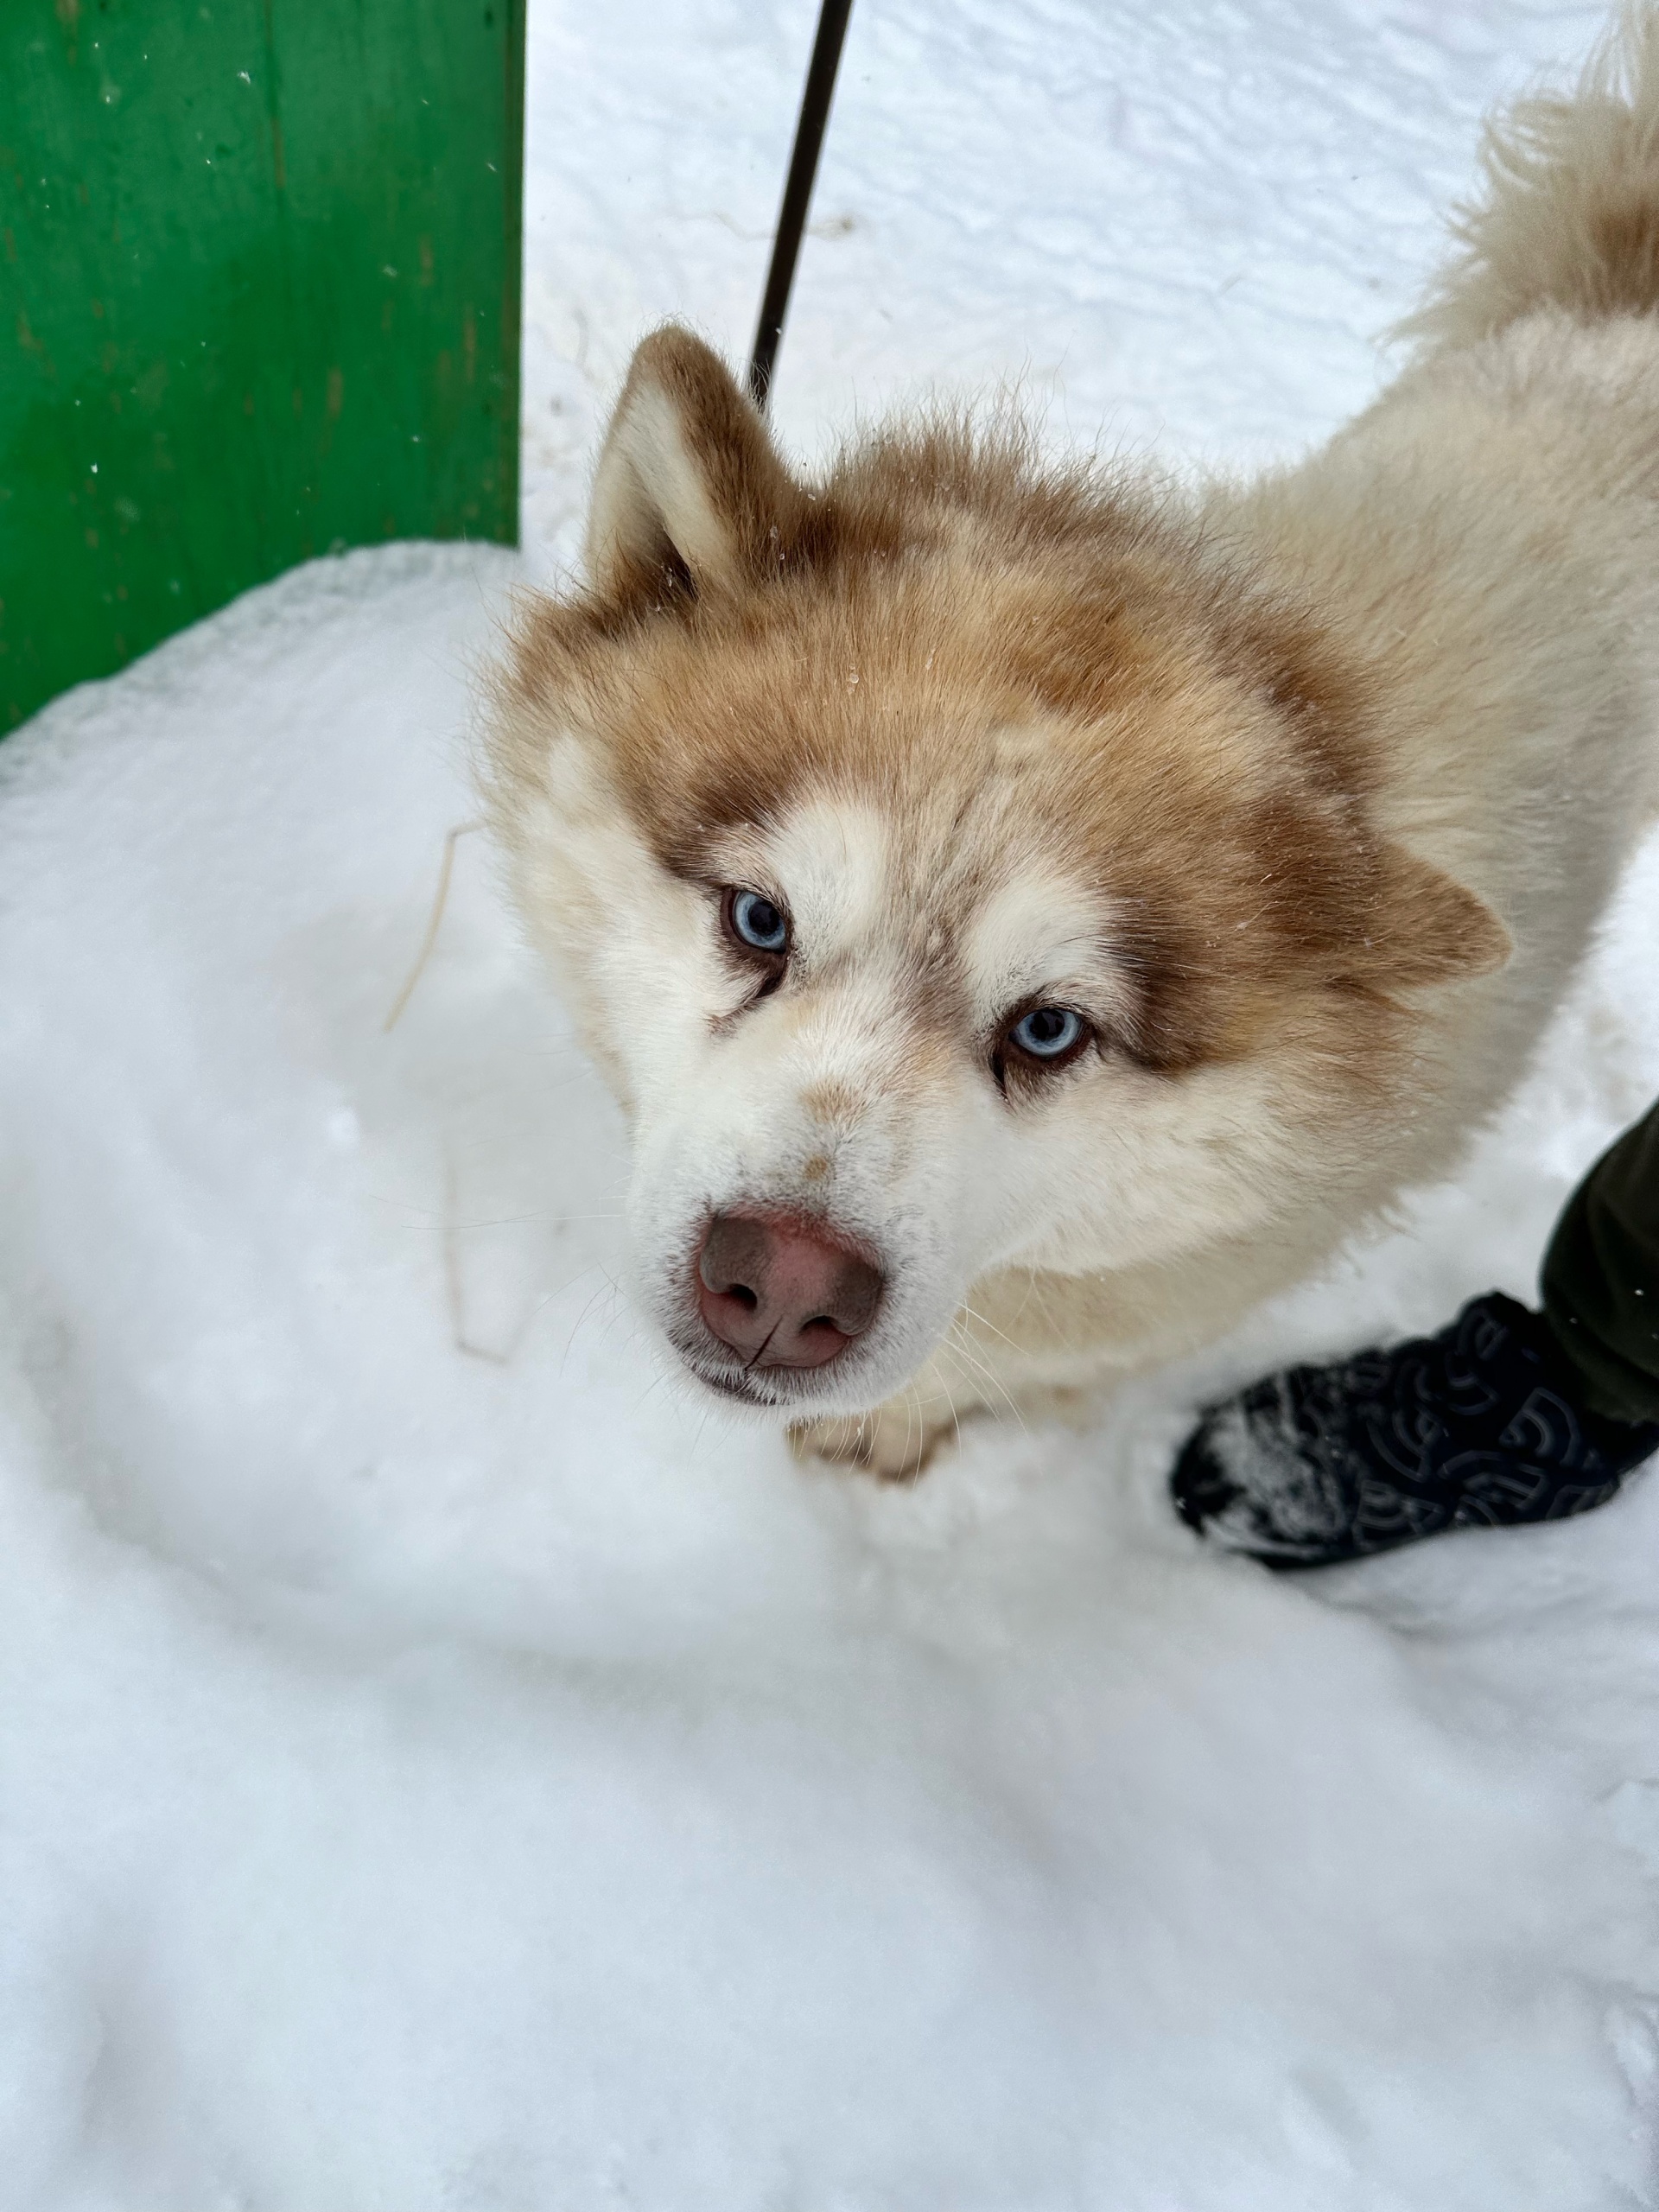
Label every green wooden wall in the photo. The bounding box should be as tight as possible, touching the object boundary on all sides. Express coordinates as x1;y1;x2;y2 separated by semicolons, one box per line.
1;0;524;732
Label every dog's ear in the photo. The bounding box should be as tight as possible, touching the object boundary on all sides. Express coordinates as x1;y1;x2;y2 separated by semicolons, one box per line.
1369;845;1510;988
1230;601;1511;993
584;326;803;603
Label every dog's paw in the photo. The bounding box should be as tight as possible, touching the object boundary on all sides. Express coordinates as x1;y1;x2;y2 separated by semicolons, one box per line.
789;1402;958;1483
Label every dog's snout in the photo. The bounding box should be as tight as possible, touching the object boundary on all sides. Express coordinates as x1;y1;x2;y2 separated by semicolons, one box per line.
696;1211;883;1370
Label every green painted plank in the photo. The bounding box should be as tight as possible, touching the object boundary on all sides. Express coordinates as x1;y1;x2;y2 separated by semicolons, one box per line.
0;0;524;731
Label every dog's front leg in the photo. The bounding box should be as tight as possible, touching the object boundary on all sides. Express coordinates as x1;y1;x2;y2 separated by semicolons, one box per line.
788;1349;992;1482
788;1256;1236;1478
789;1274;1109;1480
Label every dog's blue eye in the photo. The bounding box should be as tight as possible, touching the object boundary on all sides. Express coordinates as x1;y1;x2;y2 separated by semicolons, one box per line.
729;889;789;954
1009;1006;1084;1060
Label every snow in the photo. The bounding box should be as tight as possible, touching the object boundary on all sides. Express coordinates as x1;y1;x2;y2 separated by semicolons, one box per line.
3;1;1658;2203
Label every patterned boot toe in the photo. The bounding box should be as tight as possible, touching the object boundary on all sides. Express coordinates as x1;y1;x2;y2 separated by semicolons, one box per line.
1172;1293;1659;1570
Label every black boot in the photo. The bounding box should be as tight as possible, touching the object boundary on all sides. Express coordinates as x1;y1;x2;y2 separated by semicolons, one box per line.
1172;1293;1659;1570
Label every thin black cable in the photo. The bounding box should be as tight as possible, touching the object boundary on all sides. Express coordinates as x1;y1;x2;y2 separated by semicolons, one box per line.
747;0;855;411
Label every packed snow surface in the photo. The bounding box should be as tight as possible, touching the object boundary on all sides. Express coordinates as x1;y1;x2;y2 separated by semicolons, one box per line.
4;2;1659;2205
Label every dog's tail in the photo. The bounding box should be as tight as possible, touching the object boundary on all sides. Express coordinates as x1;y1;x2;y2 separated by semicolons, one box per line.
1403;8;1659;352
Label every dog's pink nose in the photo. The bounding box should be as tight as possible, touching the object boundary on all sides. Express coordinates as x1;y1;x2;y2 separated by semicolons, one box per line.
696;1211;883;1370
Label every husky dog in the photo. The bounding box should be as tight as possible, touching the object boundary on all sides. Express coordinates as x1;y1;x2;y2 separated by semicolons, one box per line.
484;14;1659;1477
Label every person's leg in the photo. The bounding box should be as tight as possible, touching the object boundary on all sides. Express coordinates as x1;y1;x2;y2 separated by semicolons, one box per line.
1172;1104;1659;1569
1541;1099;1659;1425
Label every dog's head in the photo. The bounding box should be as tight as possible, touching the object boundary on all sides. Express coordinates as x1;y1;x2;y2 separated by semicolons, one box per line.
484;327;1507;1417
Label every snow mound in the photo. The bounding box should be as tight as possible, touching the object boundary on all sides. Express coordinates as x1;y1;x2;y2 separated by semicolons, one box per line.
6;0;1659;2202
3;518;1658;2212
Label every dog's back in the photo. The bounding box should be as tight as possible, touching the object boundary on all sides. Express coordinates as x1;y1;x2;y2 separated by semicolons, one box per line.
1211;15;1659;1222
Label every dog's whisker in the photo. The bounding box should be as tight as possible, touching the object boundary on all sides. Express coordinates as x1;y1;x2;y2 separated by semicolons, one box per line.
556;1274;626;1378
957;1301;1023;1354
942;1325;1029;1437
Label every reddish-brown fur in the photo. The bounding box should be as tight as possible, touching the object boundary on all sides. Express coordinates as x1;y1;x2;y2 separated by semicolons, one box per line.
493;329;1503;1103
481;24;1659;1474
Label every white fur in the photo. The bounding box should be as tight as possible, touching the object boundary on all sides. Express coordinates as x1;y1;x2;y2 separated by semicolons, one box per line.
489;20;1659;1474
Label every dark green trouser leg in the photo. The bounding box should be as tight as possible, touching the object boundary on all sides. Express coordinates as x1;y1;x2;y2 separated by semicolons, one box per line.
1541;1099;1659;1426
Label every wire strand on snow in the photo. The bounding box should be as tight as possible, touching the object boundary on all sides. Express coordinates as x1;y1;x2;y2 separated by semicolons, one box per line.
383;820;485;1034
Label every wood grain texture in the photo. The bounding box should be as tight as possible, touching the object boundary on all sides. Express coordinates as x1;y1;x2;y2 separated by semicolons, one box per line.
0;0;524;729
